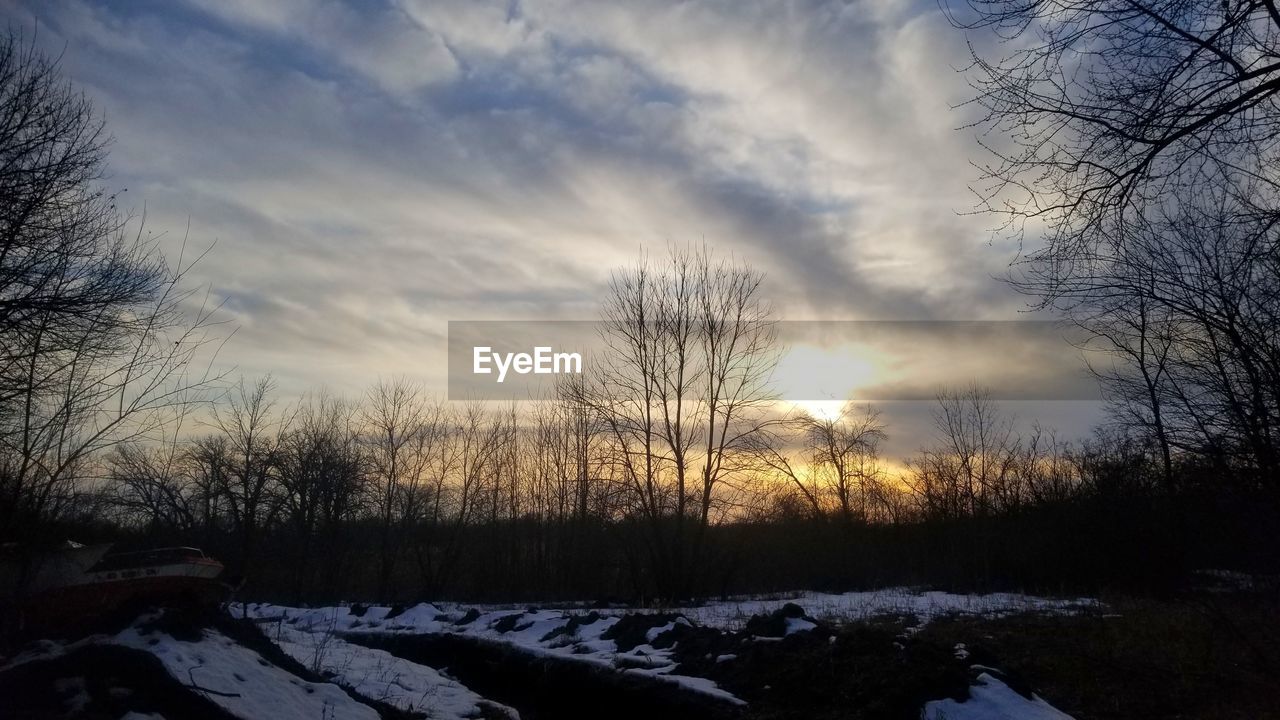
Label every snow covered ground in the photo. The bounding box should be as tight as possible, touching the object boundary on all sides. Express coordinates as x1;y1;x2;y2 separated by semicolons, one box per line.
264;617;517;718
113;619;381;720
1;588;1092;719
654;588;1098;629
239;587;1095;714
242;602;747;705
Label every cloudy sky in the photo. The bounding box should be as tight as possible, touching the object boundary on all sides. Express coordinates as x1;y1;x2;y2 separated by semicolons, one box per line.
3;0;1102;456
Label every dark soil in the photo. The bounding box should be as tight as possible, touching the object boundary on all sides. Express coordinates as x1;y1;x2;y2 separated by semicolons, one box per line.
490;612;531;634
454;607;482;625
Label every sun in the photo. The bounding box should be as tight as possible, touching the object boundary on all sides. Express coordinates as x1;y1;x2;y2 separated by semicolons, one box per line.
792;399;846;422
774;342;883;417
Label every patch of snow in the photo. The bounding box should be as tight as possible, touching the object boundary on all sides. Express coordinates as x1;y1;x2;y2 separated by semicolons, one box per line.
624;668;746;706
784;617;817;635
644;617;690;643
923;672;1074;720
268;619;517;719
385;603;445;629
113;620;379;720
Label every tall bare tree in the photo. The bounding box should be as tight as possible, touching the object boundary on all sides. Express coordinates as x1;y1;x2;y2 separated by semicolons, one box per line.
908;386;1024;519
209;377;285;579
580;246;779;599
362;378;446;599
278;391;366;601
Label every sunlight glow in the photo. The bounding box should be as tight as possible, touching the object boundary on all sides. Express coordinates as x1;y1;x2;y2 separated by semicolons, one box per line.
774;342;884;413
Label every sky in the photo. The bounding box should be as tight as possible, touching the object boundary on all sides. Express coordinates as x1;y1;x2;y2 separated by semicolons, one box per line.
1;0;1105;458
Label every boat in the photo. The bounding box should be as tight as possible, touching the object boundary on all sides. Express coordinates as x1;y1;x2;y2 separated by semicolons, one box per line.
1;542;228;634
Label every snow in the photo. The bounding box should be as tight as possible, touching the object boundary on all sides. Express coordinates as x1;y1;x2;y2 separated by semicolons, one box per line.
923;672;1075;720
1192;568;1257;592
1;612;511;720
783;617;817;635
113;618;380;720
241;587;1094;638
644;617;690;642
0;588;1087;720
242;603;746;706
264;617;517;719
665;589;1096;630
236;588;1095;717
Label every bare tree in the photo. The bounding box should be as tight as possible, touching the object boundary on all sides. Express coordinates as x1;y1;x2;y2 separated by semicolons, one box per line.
954;0;1280;289
411;400;501;598
1063;190;1280;487
750;402;890;524
362;378;446;599
0;31;132;373
907;385;1024;519
277;391;366;601
209;377;286;579
0;31;224;541
579;246;780;599
107;409;198;534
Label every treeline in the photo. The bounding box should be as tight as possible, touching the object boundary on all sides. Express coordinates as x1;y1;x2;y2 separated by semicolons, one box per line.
37;376;1277;603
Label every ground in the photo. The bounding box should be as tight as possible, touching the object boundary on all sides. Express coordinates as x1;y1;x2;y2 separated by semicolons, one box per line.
1;587;1275;719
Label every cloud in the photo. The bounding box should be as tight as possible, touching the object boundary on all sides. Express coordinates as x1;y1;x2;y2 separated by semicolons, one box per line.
180;0;459;99
1;0;1102;452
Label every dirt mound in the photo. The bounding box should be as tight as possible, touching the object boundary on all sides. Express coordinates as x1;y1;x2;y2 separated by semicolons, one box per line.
603;612;689;651
743;602;821;638
541;611;603;642
454;607;482;625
